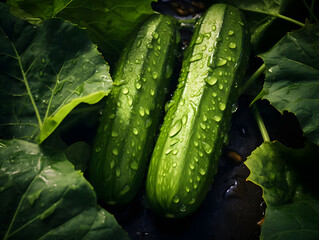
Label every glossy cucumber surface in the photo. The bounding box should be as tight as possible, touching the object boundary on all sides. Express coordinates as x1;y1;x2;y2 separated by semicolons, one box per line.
89;14;179;205
146;4;250;218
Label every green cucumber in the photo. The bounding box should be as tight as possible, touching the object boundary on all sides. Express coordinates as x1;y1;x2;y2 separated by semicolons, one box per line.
146;4;250;218
89;14;179;205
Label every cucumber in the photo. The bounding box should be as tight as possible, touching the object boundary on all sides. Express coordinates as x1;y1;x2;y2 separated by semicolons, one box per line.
146;4;250;218
89;14;179;205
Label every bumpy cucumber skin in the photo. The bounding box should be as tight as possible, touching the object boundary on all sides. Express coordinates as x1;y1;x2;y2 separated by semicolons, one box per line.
89;14;179;205
146;4;250;218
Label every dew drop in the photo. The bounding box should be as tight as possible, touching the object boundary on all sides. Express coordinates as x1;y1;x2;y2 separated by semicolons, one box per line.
180;205;187;212
119;185;130;195
200;123;206;130
139;107;145;117
204;32;211;38
189;163;195;170
228;42;237;49
135;59;141;64
228;30;234;35
185;187;190;192
189;198;196;204
212;92;217;97
182;114;187;125
193;141;199;147
202;114;207;122
133;128;139;135
122;88;129;94
112;148;119;156
152;72;158;79
190;53;203;62
95;147;101;152
199;168;206;175
206;76;218;86
152;32;159;39
173;195;180;203
172;162;177;167
111;131;118;137
170;139;179;146
213;115;221;122
110;160;115;169
196;35;203;44
135;82;142;89
202;142;212;154
216;58;227;66
116;167;121;177
165;148;172;155
130;161;138;170
150;89;155;96
219;83;224;90
218;102;226;111
169;119;182;137
172;149;178;155
212;25;216;31
137;40;141;47
128;95;133;106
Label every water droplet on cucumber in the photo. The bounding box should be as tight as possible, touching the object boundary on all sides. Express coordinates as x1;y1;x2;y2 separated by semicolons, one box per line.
169;119;183;137
189;53;203;62
228;42;237;49
173;195;180;203
133;128;139;135
199;168;206;175
206;76;217;86
112;148;119;156
152;32;159;39
130;161;138;170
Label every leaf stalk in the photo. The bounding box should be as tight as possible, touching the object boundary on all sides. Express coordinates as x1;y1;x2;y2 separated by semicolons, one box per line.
251;103;270;142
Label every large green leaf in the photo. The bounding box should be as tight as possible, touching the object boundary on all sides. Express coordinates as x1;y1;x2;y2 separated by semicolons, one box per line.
258;23;319;145
245;141;319;240
0;3;113;143
7;0;155;64
0;139;129;240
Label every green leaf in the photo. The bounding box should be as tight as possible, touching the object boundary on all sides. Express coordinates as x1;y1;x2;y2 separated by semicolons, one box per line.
0;3;113;143
0;139;129;240
7;0;155;64
259;23;319;146
245;141;319;240
262;196;319;240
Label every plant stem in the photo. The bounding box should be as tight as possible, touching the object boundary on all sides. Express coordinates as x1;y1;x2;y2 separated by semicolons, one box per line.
240;63;266;95
251;103;270;142
301;0;319;22
275;13;305;27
